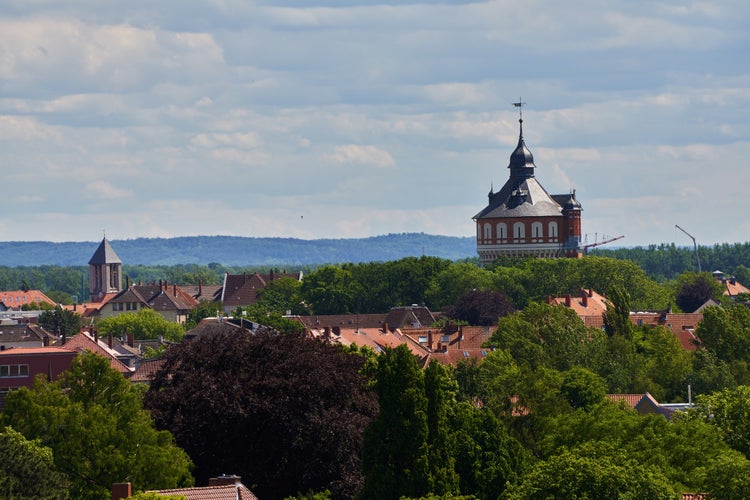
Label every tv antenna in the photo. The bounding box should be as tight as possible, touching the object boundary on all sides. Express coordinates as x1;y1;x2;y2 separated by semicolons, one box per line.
675;224;702;272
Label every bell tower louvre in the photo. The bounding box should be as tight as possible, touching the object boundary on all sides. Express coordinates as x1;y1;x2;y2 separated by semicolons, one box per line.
472;104;582;266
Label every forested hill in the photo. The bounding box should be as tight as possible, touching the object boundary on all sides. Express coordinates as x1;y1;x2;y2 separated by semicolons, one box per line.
0;233;477;267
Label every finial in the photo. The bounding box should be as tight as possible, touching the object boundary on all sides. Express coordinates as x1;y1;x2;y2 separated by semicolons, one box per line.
512;97;526;120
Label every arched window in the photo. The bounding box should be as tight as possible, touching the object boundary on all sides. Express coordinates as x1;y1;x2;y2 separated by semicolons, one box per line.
513;222;525;239
496;223;507;239
549;221;558;238
531;221;543;238
483;223;492;240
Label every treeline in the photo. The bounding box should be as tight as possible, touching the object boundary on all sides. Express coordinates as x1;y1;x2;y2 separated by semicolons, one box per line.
593;241;750;281
0;254;730;314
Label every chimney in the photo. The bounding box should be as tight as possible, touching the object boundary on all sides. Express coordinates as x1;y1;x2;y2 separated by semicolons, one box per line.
581;289;588;307
108;332;113;349
564;294;571;307
159;279;162;288
127;332;134;348
43;335;49;347
383;322;389;333
93;328;98;345
209;475;241;486
125;276;130;288
173;284;177;297
138;280;142;286
199;280;203;296
73;303;77;312
324;326;331;340
111;482;132;500
428;330;433;350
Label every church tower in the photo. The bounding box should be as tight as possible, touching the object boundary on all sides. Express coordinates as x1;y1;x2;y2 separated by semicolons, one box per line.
473;106;582;265
88;237;122;302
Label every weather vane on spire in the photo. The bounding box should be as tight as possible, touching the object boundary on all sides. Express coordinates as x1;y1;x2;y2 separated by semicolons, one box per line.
512;97;526;119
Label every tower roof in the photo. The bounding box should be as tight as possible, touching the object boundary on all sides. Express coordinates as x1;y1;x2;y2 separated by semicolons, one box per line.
88;237;122;265
508;119;536;175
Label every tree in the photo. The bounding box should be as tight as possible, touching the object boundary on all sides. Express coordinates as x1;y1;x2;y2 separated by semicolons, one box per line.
361;345;430;500
184;300;221;329
444;289;515;326
602;285;632;339
424;262;495;310
2;353;193;500
559;367;606;410
256;276;307;315
300;266;361;314
37;305;83;337
0;426;69;499
675;271;723;312
144;329;377;500
96;308;185;341
502;447;677;500
689;386;750;458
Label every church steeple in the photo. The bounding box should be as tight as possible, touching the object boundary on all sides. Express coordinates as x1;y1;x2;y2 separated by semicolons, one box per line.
88;237;122;302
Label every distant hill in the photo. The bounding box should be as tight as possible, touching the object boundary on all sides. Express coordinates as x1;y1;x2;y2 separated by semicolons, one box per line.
0;234;477;267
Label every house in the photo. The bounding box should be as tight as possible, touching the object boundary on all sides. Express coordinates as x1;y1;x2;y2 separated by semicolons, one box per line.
98;281;199;324
219;270;303;313
0;289;56;311
112;475;258;500
547;289;703;351
0;346;78;410
59;331;134;376
713;270;750;300
0;324;56;350
607;392;692;419
472;106;582;264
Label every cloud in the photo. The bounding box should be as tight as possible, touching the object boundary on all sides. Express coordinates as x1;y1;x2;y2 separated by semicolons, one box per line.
326;145;395;168
84;181;133;200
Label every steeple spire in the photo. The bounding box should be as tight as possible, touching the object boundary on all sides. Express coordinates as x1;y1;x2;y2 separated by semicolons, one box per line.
508;100;535;180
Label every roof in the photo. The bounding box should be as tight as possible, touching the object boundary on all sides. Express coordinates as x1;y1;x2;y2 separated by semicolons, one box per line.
0;324;54;344
88;237;122;265
110;283;199;312
221;271;301;309
0;346;75;356
384;305;436;330
148;484;258;500
60;331;134;374
473;118;573;221
0;290;57;309
297;313;387;329
130;358;166;383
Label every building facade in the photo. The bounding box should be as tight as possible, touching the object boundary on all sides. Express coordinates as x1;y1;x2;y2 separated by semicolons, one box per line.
473;116;582;265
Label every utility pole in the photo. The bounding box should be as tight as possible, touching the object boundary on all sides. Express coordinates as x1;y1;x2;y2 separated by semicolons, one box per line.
675;224;702;272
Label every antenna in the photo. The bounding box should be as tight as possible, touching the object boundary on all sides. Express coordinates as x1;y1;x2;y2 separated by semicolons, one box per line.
675;224;702;272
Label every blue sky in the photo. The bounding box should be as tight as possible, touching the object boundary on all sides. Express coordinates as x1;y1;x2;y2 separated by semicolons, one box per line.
1;0;749;247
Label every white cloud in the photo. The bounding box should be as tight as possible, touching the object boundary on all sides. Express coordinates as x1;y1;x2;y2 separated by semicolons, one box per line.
326;145;395;168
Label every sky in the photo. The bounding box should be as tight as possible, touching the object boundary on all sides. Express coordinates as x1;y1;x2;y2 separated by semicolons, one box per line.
1;1;749;248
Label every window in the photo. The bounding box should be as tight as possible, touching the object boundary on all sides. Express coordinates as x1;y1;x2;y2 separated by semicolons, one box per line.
0;364;29;378
549;221;558;238
483;223;492;239
496;223;507;239
418;336;428;343
531;221;543;238
513;222;525;238
440;335;451;343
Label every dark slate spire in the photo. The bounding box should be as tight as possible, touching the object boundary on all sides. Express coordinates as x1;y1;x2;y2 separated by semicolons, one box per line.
508;118;536;180
88;237;122;265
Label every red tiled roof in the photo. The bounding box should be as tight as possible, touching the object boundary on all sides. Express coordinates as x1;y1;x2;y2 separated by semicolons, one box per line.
130;358;166;383
607;393;646;409
0;290;56;309
0;346;73;356
221;272;300;308
297;313;387;329
60;332;133;374
148;484;258;500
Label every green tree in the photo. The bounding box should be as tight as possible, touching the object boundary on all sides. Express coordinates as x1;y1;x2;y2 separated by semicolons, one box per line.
300;265;361;314
423;362;460;496
184;300;221;330
361;345;430;500
689;386;750;458
560;367;606;410
0;426;69;499
256;276;307;315
424;262;495;310
602;285;632;339
3;354;193;500
502;447;678;500
96;308;185;342
38;305;83;337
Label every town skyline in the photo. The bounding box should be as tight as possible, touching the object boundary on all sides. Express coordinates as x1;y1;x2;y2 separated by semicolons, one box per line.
1;1;749;247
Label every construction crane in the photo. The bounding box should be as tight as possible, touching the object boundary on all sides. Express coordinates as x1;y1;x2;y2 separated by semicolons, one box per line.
582;234;625;255
675;224;702;272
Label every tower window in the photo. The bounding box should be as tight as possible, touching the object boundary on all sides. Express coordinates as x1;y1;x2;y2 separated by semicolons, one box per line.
496;223;507;239
513;222;525;238
483;223;492;240
531;222;543;238
549;221;558;238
